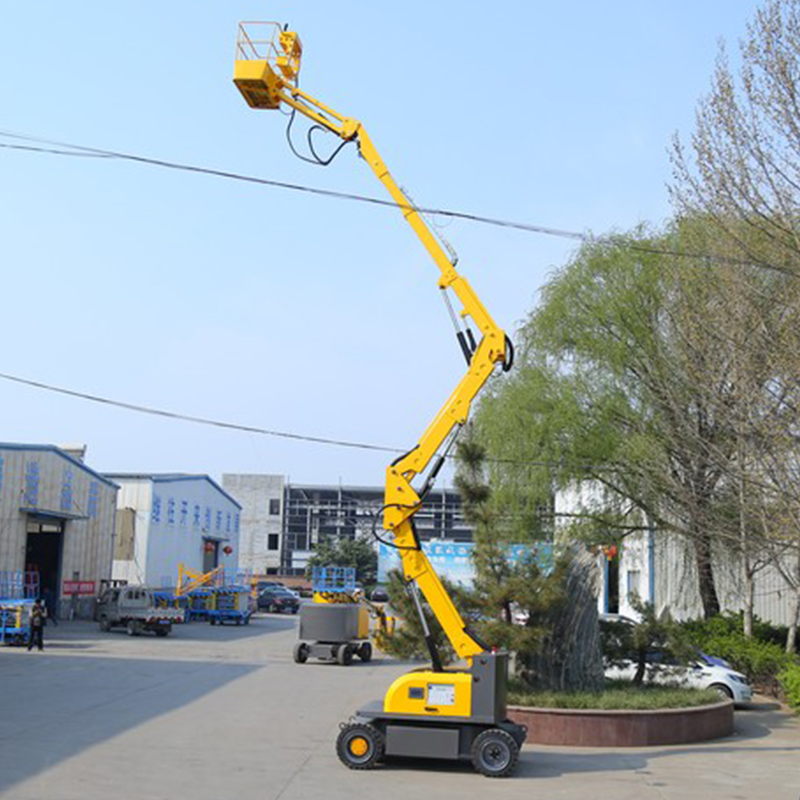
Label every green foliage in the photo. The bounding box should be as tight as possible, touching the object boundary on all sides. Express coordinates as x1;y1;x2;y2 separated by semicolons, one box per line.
375;569;458;664
679;613;796;690
304;536;377;588
778;664;800;714
603;598;694;686
680;611;797;653
508;679;719;710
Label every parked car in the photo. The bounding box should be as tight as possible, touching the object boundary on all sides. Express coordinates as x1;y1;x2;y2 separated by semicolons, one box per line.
369;587;389;603
256;580;284;593
257;587;300;614
599;614;753;704
604;649;753;703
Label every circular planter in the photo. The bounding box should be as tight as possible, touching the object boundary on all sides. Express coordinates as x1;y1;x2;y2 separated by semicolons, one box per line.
508;699;733;747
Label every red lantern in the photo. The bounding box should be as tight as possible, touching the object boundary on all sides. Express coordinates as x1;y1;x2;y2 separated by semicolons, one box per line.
204;542;215;553
601;544;618;561
222;545;233;555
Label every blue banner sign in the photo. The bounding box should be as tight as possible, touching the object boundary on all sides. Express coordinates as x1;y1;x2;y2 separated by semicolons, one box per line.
378;541;553;587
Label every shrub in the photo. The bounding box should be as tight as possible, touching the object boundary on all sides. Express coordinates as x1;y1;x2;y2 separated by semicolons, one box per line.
778;664;800;714
679;615;795;693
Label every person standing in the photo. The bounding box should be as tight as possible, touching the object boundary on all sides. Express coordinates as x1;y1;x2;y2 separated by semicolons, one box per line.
27;599;46;652
42;587;58;626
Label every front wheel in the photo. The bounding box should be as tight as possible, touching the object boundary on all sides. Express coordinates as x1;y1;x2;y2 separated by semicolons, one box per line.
126;620;142;637
709;683;734;700
336;643;354;666
99;617;111;632
471;728;520;778
336;723;384;770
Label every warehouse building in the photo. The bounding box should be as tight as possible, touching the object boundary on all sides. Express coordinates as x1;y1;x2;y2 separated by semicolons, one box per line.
107;473;242;588
223;474;472;577
0;443;118;618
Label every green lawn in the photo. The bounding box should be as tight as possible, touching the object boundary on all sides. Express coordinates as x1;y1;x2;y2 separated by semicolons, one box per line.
508;679;721;710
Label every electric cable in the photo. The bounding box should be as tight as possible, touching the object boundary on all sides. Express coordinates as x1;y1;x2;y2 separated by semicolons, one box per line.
0;130;795;275
0;369;619;471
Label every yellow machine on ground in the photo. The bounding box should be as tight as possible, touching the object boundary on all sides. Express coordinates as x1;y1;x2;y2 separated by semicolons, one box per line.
233;23;524;777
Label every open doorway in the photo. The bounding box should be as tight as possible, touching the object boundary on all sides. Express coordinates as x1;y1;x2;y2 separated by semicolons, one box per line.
202;540;219;574
25;517;64;606
606;556;620;614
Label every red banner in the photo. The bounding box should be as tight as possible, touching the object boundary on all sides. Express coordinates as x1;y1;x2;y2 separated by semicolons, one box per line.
62;580;96;595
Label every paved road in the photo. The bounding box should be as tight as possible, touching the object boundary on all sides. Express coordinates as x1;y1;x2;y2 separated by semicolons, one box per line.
0;617;798;800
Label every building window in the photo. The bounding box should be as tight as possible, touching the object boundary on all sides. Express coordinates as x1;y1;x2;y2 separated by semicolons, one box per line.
627;569;641;598
152;494;162;523
269;498;281;516
268;533;279;551
180;500;188;526
167;498;176;526
193;504;201;529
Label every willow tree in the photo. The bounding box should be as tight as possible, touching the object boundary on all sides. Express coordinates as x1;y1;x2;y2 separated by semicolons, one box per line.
475;228;766;619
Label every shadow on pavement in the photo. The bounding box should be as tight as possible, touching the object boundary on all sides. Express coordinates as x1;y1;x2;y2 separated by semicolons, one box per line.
0;650;260;794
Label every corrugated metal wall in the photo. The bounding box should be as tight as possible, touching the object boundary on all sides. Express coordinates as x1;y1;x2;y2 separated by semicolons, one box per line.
0;445;117;616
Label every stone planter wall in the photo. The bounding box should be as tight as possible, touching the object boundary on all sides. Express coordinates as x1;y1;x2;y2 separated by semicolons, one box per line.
508;700;734;747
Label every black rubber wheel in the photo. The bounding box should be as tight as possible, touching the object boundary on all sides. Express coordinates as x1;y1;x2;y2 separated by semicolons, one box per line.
336;723;384;770
99;617;111;633
336;643;354;666
471;728;519;778
358;642;373;662
293;642;310;664
126;620;141;637
154;628;169;637
710;683;734;700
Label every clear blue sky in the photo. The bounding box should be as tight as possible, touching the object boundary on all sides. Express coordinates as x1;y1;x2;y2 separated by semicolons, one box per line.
0;2;760;487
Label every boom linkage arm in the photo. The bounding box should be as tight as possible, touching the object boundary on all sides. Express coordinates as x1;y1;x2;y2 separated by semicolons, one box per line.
273;83;507;662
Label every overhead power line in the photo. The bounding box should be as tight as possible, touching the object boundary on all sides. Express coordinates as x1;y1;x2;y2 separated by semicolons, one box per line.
0;369;614;471
0;130;586;241
0;370;396;454
0;129;794;275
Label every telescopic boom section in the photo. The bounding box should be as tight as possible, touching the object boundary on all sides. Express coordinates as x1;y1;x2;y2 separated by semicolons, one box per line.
234;23;508;660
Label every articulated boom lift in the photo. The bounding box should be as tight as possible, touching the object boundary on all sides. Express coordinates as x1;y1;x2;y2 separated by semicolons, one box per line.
234;22;525;777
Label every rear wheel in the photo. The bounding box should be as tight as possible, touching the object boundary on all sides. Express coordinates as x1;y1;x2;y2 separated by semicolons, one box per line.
154;627;170;637
471;728;519;778
358;642;373;662
336;723;384;770
336;643;354;666
293;642;310;664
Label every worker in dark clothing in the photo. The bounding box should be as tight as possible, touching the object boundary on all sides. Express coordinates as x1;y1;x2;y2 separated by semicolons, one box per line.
42;587;58;626
27;599;46;652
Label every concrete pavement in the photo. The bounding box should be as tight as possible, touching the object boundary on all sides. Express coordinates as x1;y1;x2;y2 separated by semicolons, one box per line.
0;617;798;800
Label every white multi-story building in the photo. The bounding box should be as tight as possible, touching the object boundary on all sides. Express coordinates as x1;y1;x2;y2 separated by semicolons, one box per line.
107;473;242;588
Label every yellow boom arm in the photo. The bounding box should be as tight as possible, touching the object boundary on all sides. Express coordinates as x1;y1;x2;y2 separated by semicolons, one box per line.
234;23;509;662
